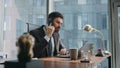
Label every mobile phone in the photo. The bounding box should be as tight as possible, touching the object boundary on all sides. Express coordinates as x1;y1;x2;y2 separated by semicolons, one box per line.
48;20;53;26
48;18;53;26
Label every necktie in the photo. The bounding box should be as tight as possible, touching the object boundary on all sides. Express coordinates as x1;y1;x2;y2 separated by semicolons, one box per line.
48;38;52;56
53;32;59;55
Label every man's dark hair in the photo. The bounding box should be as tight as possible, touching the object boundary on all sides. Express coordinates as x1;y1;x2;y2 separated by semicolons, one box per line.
48;11;63;25
48;11;63;19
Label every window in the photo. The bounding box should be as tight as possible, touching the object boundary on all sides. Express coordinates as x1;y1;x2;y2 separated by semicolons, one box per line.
101;0;107;4
0;0;4;52
101;14;107;29
78;16;82;30
53;0;109;68
3;0;47;58
78;0;86;5
33;0;46;6
63;14;73;30
1;0;111;67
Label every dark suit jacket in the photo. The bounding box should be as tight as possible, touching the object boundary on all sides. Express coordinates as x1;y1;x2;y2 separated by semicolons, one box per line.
29;25;64;58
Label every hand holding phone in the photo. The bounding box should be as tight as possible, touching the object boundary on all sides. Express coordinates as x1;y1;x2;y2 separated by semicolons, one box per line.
46;23;55;37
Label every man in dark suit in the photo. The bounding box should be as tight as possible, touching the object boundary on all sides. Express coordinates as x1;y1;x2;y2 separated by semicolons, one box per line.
29;11;67;58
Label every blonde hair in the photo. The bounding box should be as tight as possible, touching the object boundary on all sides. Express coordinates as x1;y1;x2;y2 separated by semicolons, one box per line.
17;33;35;62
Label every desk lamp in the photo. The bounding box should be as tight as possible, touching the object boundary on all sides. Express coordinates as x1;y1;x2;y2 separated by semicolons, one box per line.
83;24;111;56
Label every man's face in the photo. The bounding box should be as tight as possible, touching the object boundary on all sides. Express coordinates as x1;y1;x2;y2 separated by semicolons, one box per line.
53;17;63;32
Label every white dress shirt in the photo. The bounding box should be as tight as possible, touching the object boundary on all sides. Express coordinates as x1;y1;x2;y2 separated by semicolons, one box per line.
43;26;55;56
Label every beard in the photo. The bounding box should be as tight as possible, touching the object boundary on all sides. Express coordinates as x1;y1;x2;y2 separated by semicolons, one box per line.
55;27;60;32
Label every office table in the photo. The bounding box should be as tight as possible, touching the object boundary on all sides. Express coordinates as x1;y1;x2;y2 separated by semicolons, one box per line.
39;55;110;68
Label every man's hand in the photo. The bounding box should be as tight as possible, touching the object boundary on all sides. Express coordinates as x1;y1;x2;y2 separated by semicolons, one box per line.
46;24;55;37
59;49;67;55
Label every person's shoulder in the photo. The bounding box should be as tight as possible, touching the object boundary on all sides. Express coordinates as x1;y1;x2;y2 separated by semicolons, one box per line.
29;25;46;35
30;25;45;32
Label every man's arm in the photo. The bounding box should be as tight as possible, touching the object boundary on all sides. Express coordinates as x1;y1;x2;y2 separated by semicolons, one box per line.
59;39;67;55
29;30;48;58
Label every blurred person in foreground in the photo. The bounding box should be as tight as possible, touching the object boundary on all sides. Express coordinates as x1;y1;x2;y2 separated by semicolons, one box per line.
17;33;35;62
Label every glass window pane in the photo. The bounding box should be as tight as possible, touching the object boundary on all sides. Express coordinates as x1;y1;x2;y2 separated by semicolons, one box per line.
78;16;82;30
4;0;47;38
0;0;4;51
101;0;107;4
78;0;86;5
53;0;109;67
4;0;47;58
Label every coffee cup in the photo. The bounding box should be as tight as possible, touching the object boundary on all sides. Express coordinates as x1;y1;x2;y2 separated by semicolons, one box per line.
69;49;78;60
